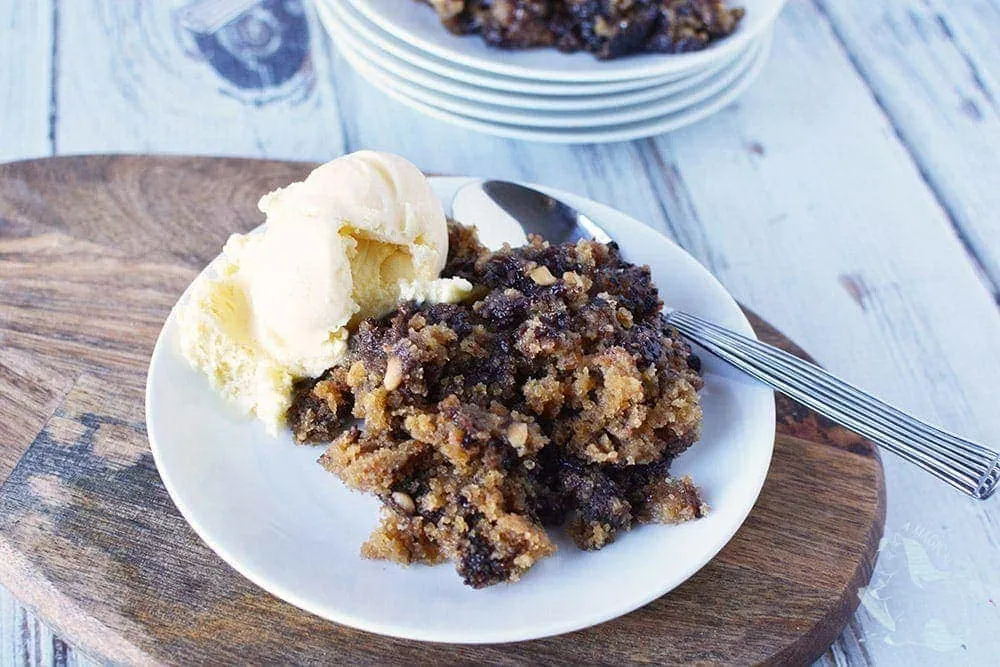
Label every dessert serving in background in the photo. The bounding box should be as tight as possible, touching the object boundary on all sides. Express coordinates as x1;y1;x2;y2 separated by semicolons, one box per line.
419;0;745;59
311;0;777;143
177;152;707;588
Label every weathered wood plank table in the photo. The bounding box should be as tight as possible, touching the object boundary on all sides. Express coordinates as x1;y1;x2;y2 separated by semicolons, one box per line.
1;0;999;664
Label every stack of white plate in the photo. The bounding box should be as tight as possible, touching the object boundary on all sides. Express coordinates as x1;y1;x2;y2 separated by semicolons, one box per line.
315;0;786;143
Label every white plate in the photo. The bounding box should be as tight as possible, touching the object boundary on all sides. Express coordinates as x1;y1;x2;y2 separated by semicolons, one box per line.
336;20;763;128
335;31;772;143
323;0;755;115
319;0;696;96
322;0;746;111
350;0;787;82
146;178;775;643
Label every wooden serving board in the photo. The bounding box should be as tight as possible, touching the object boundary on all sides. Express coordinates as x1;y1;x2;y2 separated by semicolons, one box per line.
0;156;885;665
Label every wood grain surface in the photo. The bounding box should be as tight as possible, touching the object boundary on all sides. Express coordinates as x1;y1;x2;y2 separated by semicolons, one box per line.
0;155;885;665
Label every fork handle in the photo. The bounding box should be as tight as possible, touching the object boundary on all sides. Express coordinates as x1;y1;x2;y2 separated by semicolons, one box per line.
667;311;1000;500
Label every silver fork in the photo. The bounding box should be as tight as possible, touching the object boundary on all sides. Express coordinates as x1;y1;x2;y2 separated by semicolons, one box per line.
453;180;1000;500
667;311;999;499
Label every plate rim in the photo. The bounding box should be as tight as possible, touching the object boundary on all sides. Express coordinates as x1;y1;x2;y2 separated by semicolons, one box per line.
347;0;787;82
146;177;776;643
337;27;763;128
316;0;694;96
332;32;773;143
320;0;750;112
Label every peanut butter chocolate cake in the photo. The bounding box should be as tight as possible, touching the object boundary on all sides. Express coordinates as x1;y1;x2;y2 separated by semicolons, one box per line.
288;223;707;587
421;0;744;60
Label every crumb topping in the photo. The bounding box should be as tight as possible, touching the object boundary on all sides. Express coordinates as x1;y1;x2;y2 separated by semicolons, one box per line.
288;222;707;587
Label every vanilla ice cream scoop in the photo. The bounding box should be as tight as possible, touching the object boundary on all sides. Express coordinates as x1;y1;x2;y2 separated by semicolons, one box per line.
240;151;459;376
177;151;471;433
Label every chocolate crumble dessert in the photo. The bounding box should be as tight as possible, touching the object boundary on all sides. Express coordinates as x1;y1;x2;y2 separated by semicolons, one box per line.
288;223;707;587
420;0;745;60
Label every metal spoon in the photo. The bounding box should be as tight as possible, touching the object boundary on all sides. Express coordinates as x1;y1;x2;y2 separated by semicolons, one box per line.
452;179;999;500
